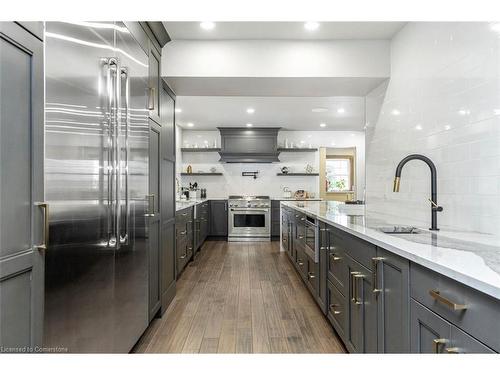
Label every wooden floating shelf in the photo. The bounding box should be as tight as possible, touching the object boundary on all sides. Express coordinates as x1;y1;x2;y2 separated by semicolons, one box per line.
277;173;319;176
181;148;221;152
181;173;223;176
277;148;318;152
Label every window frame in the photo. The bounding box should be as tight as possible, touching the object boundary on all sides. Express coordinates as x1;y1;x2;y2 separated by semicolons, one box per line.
324;155;355;193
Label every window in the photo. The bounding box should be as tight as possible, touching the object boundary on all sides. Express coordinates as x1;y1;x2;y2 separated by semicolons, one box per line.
325;157;352;192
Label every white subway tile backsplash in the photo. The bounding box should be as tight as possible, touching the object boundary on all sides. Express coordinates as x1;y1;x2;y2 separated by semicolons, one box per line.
366;22;500;234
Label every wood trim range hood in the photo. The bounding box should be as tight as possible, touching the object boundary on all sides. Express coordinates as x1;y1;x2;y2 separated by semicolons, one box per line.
218;127;281;163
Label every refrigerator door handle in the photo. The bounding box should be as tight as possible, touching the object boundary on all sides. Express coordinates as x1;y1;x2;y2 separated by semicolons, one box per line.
105;57;119;248
119;66;130;245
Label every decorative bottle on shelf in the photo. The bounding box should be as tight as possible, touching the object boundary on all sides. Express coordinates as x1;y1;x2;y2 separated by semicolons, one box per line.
187;165;192;174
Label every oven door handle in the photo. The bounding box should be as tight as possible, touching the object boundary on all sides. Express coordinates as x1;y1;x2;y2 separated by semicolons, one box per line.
230;208;269;213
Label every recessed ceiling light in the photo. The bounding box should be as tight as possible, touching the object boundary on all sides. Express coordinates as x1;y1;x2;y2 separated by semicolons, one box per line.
304;22;320;31
319;123;326;128
415;124;423;131
200;22;215;30
175;108;182;113
391;109;401;116
458;109;470;116
246;123;253;127
337;108;345;114
246;108;255;114
444;125;451;130
350;133;355;137
187;122;194;127
312;107;328;113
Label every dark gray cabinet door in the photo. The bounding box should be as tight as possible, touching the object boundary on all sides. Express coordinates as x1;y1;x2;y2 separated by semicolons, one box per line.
327;227;348;296
148;122;162;320
346;256;377;353
209;200;228;236
410;299;451;353
317;222;328;314
271;200;280;237
0;22;44;351
375;248;410;353
159;82;176;315
148;44;161;124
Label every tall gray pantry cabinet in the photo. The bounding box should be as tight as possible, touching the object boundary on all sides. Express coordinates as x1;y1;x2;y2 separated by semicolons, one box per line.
0;22;45;351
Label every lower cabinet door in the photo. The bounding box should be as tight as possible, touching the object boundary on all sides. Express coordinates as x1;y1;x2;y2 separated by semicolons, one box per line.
375;248;410;353
327;280;347;340
346;256;377;353
410;299;451;353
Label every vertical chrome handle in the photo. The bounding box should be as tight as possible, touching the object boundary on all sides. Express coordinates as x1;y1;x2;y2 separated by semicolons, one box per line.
148;87;155;110
119;66;130;245
372;257;384;295
350;271;360;302
35;202;49;250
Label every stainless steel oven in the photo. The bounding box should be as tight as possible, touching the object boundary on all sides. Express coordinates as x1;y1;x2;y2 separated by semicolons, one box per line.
228;196;271;241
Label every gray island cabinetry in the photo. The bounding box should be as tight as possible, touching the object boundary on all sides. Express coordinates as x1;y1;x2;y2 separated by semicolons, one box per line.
281;201;499;354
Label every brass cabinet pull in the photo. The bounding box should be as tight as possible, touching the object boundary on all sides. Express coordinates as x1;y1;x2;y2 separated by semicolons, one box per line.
433;338;448;353
308;272;315;279
372;257;384;294
353;274;364;305
329;253;341;261
295;214;299;218
179;253;187;259
429;290;468;311
329;304;341;315
182;212;188;216
180;230;187;235
35;202;49;250
350;271;360;302
298;235;304;239
300;217;305;221
298;259;304;266
445;347;461;354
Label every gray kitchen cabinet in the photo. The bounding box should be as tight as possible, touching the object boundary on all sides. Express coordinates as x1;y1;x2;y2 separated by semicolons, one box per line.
0;22;45;351
410;299;452;353
327;279;347;340
326;226;349;297
345;255;378;353
449;325;495;354
148;121;162;320
175;207;193;276
374;248;410;353
159;81;176;315
281;208;292;259
148;43;161;124
209;200;228;237
271;200;281;238
317;222;329;313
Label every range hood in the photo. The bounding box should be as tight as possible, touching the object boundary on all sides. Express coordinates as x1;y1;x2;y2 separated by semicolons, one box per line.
218;127;281;163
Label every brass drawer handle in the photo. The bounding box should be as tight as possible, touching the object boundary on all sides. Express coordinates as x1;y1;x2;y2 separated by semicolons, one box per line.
329;304;341;315
429;290;468;311
433;338;448;353
308;272;315;279
179;254;187;259
298;235;304;239
329;253;341;261
350;271;360;302
372;257;384;295
180;230;187;235
297;259;304;266
35;202;49;250
300;217;305;221
445;347;461;354
353;274;364;305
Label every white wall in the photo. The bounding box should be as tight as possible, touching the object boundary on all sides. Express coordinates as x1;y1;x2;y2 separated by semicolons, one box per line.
163;40;390;78
178;130;365;199
365;22;500;234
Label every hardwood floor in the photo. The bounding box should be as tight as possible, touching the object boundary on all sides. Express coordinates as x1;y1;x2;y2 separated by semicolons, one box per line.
133;240;345;353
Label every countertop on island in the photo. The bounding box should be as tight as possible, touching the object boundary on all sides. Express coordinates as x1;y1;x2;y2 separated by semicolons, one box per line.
281;200;500;300
175;198;210;212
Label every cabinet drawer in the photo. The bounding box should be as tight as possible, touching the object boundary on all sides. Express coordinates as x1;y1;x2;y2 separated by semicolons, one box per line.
411;263;500;351
450;325;495;353
295;247;307;278
305;254;317;294
331;227;376;271
327;242;348;296
176;207;192;222
327;280;347;340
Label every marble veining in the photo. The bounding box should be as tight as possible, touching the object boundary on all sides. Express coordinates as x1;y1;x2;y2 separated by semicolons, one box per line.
281;200;500;300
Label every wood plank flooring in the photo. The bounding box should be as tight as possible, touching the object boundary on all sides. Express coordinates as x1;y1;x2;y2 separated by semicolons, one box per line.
133;240;345;353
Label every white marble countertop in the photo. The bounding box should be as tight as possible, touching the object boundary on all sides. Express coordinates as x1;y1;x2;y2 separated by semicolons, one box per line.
176;198;209;212
271;197;323;201
281;200;500;300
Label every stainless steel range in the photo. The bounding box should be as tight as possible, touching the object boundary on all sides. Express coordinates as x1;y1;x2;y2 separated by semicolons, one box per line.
228;195;271;241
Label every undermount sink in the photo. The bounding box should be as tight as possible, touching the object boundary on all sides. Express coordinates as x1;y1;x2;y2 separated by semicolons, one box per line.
378;226;422;234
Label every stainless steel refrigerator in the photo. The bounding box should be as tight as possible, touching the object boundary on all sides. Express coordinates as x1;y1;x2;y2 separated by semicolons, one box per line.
44;21;150;352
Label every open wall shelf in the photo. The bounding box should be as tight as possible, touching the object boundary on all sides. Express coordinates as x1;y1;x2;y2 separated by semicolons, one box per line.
181;173;223;176
277;173;319;176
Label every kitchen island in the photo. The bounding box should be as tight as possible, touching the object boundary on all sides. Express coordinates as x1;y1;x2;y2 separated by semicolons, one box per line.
280;200;500;353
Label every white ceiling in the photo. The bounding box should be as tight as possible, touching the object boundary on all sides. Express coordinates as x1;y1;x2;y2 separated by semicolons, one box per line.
175;96;365;131
163;22;405;40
